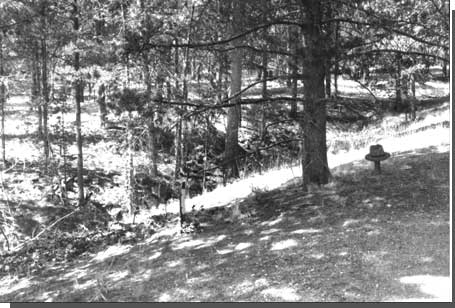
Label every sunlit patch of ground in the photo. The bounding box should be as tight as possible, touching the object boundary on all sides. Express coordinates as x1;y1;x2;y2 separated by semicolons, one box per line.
384;275;451;302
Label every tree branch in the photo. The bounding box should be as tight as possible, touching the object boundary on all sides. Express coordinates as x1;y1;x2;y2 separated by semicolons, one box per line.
11;208;80;253
349;49;448;62
139;20;306;52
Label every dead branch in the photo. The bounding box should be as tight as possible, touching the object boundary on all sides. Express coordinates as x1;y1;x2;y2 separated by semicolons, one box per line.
11;208;80;253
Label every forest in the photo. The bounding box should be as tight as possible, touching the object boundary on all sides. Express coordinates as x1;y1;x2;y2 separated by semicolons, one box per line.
0;0;451;302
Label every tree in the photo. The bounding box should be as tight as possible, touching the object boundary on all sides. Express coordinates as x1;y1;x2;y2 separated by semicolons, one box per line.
71;0;85;206
300;0;331;190
0;32;6;167
224;0;244;181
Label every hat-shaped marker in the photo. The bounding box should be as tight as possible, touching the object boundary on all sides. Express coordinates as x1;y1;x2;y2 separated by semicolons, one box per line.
365;144;390;173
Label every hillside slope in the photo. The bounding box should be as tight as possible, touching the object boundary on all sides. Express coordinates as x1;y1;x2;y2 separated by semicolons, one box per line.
0;127;450;302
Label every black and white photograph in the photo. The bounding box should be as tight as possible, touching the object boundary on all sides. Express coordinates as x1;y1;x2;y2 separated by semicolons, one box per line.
0;0;451;302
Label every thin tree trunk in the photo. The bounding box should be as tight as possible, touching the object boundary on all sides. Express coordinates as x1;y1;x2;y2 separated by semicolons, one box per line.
97;83;107;127
179;40;190;226
325;62;331;98
41;16;50;174
394;53;402;111
301;0;331;189
32;49;43;137
334;21;339;98
0;32;3;77
0;32;5;167
224;0;243;180
217;55;223;103
126;116;135;215
174;41;180;92
177;4;196;228
121;0;130;87
410;73;417;121
0;82;5;168
143;54;158;177
259;51;267;139
441;58;448;79
121;0;134;216
73;0;85;206
174;42;182;181
174;116;182;180
202;115;209;193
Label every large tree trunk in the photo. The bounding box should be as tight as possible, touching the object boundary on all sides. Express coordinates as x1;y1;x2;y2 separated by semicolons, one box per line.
301;0;331;190
73;0;85;206
224;0;243;180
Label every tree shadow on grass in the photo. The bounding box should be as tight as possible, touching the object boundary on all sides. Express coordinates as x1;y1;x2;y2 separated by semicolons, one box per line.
0;146;449;302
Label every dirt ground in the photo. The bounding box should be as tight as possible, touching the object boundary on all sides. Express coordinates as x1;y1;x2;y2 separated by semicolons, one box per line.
0;144;450;302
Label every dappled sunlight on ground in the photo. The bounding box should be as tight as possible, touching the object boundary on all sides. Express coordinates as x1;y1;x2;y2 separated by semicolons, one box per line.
261;286;301;301
416;81;449;97
270;239;298;251
261;215;284;227
290;228;322;235
234;242;253;251
337;79;372;96
165;164;303;214
73;278;97;290
92;244;133;262
342;219;366;228
62;267;89;280
0;277;32;297
259;228;281;235
215;248;234;255
0;84;450;301
147;251;162;261
399;275;451;301
172;234;227;251
164;259;184;268
385;275;451;302
105;270;129;282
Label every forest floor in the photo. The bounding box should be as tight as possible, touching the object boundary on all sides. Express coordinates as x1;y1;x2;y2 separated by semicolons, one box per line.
0;74;451;302
0;138;450;302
